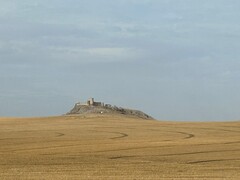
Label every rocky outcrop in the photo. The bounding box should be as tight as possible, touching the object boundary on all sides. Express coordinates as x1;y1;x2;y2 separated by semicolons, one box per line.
66;103;154;120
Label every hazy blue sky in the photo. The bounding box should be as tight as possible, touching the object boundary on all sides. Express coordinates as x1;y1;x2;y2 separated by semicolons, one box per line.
1;0;240;121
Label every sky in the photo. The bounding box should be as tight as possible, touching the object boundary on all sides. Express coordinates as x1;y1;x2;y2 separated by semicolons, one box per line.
1;0;240;121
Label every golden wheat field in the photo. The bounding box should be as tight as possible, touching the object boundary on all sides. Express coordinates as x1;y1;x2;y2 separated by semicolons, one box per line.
0;115;239;179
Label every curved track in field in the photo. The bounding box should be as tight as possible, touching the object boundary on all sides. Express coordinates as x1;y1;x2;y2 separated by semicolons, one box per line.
89;130;129;140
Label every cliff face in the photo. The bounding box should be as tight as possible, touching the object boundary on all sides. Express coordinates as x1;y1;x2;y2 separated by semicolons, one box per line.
66;103;154;120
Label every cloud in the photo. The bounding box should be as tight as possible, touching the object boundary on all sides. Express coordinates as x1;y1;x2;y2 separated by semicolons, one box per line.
84;47;131;57
48;47;139;63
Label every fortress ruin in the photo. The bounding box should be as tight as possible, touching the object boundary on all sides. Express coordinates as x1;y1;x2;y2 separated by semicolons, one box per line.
68;98;154;119
76;98;104;107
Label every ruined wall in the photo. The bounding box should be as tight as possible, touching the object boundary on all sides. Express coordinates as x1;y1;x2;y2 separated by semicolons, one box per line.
93;102;104;106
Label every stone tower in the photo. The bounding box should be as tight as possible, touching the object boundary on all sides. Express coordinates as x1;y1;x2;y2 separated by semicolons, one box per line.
89;98;94;105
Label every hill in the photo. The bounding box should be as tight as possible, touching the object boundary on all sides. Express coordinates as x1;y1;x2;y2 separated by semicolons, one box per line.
66;98;154;120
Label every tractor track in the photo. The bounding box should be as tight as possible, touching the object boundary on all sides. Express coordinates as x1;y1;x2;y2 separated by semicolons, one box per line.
188;158;240;164
109;149;240;160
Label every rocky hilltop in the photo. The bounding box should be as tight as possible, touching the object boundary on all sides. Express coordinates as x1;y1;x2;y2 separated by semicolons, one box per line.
66;98;154;120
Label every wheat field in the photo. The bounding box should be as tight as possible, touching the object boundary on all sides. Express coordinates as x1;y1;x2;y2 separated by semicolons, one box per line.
0;115;239;179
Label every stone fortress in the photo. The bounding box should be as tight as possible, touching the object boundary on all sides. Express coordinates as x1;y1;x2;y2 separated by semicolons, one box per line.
68;97;154;120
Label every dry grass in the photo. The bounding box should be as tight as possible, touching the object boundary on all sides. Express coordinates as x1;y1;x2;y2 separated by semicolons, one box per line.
0;115;239;179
